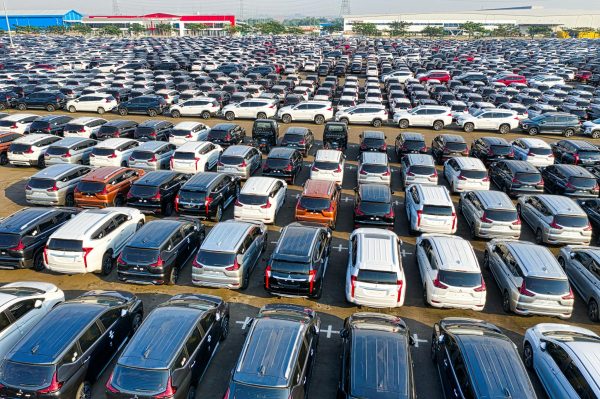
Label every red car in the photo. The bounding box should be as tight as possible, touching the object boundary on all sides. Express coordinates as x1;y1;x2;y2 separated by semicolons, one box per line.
493;74;527;86
418;71;451;83
575;70;592;82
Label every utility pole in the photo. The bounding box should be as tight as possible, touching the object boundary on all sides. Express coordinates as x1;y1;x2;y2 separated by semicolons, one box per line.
2;0;13;47
112;0;120;15
239;0;244;21
339;0;350;17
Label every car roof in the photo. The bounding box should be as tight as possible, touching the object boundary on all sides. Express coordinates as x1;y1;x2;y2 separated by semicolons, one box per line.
565;140;598;150
405;153;434;166
183;172;221;189
284;127;308;135
135;141;169;151
355;228;398;271
302;179;336;198
0;208;57;233
359;184;391;202
439;134;465;143
360;151;388;165
481;136;510;146
82;166;124;181
134;170;178;186
137;119;170;128
31;163;84;179
536;195;585;216
315;149;342;162
504;160;539;173
428;235;479;272
363;130;384;139
452;157;485;170
95;138;136;148
241;177;280;195
212;123;236;130
416;185;452;206
473;191;514;210
34;115;67;122
127;219;184;249
51;209;118;239
268;147;296;159
51;137;91;147
4;113;37;121
554;164;595;178
103;119;136;127
173;121;206;130
400;132;425;141
14;134;53;144
223;145;252;157
69;116;104;124
201;220;254;253
506;241;565;278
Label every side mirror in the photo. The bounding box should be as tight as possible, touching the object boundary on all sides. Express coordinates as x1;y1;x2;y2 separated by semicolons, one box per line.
120;308;128;318
311;324;320;335
540;341;547;352
353;186;358;192
438;334;445;344
570;252;576;259
34;299;43;309
339;328;349;339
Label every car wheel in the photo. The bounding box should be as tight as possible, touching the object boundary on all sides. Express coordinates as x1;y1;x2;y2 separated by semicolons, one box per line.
339;117;349;125
118;108;128;116
282;114;292;124
0;152;8;165
592;130;600;139
201;111;211;119
470;225;478;240
240;270;250;290
528;127;538;136
463;122;474;133
97;107;105;115
65;193;75;207
225;111;235;121
558;256;566;269
220;315;230;341
499;124;510;134
523;342;534;370
168;266;179;285
589;299;600;322
213;204;223;222
163;202;174;216
433;120;444;131
535;229;543;244
171;110;181;118
131;312;142;333
32;249;45;271
372;118;383;127
257;112;267;119
114;195;125;207
563;128;575;137
148;109;157;117
502;290;511;313
17;103;26;110
37;155;45;168
398;119;409;129
422;284;429;306
68;105;76;113
121;160;128;167
483;251;489;269
76;381;92;399
101;252;114;276
314;115;325;125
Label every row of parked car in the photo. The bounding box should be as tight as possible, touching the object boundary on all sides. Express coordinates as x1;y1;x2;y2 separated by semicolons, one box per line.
0;282;598;399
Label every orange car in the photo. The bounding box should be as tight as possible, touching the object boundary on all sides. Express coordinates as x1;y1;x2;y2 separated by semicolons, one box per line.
74;166;144;208
0;132;23;165
295;179;341;229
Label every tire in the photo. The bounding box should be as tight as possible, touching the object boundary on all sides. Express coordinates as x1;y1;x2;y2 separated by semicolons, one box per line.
240;269;250;290
148;109;157;117
37;155;45;168
523;342;534;370
470;224;478;240
535;229;543;245
225;111;235;121
372;119;382;127
558;257;565;269
589;299;600;322
97;107;105;115
114;195;125;207
76;381;92;399
213;204;223;222
17;103;26;110
499;124;510;134
131;312;142;333
314;114;325;125
433;120;444;131
32;250;45;271
423;284;429;306
502;290;511;313
563;128;575;137
101;252;114;276
257;112;267;119
68;105;76;113
282;114;292;124
0;152;8;165
163;202;174;216
592;130;600;139
220;315;230;341
171;110;181;118
399;119;410;129
528;127;539;136
168;266;179;285
118;107;128;116
201;111;211;119
121;161;128;167
65;193;75;207
430;333;437;362
463;122;474;133
339;117;349;125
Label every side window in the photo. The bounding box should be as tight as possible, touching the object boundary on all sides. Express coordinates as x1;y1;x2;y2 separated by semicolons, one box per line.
99;308;121;329
563;361;596;399
351;236;357;266
241;234;253;254
450;348;474;399
170;231;185;247
0;312;12;333
200;312;215;333
104;220;118;236
61;343;80;365
185;327;202;357
295;338;309;384
79;321;102;354
114;214;128;227
173;349;187;370
8;299;37;322
38;218;56;233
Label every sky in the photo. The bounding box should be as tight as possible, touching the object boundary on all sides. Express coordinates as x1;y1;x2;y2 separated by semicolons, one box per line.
6;0;594;18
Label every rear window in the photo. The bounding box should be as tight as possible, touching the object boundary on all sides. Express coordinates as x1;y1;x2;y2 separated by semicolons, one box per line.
129;184;158;197
0;120;16;128
271;259;310;274
195;250;235;267
173;151;196;160
313;161;339;171
98;125;118;135
579;150;600;160
28;178;55;189
361;164;388;174
266;158;290;168
528;147;552;156
445;142;467;152
111;365;168;395
64;123;84;132
491;145;512;155
45;146;68;156
525;277;570;295
220;155;244;166
408;165;435;175
29;121;50;131
238;194;268;205
9;143;31;153
135;127;156;137
178;189;206;203
283;133;304;143
554;215;589;228
569;177;597;189
0;233;20;248
515;172;541;183
359;201;391;214
326;125;345;133
438;270;482;288
356;270;398;284
208;129;229;139
254;121;273;131
485;209;518;222
170;129;192;137
1;361;54;389
460;170;487;179
91;147;115;157
48;239;83;252
120;247;159;263
299;197;331;210
76;181;106;193
363;138;384;147
131;151;154;161
403;140;425;150
422;205;453;216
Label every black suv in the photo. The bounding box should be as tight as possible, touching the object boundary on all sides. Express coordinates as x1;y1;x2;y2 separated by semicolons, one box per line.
176;172;240;221
431;318;536;399
431;134;469;164
542;164;599;198
207;123;246;147
17;91;67;112
117;218;205;285
106;294;229;399
395;132;427;158
552;139;600;168
265;222;331;298
353;184;394;228
28;115;73;136
134;119;174;141
577;199;600;242
520;112;581;137
338;313;416;399
359;130;387;154
280;127;315;157
262;147;303;184
127;171;189;216
225;304;320;399
489;160;544;197
469;136;514;166
96;120;138;141
117;95;167;117
0;207;78;270
0;290;143;399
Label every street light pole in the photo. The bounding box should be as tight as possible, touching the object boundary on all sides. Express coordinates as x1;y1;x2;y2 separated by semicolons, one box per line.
2;0;13;47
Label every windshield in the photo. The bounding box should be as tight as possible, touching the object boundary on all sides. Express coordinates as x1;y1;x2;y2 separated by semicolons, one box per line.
208;129;229;139
299;197;331;210
271;259;310;274
64;124;84;132
525;277;570;296
98;126;118;135
229;383;289;399
91;148;115;157
356;270;398;284
438;271;482;288
120;247;159;264
9;143;31;153
29;121;50;131
135;127;157;137
76;181;106;193
403;140;425;150
1;362;54;389
283;133;304;143
111;365;169;395
28;178;55;189
266;158;290;168
220;155;244;166
170;129;193;137
238;194;268;205
528;147;552;156
254;121;273;131
195;250;235;267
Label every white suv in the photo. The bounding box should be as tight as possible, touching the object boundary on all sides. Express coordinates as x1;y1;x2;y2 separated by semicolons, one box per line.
90;138;138;167
405;184;457;234
168;121;210;147
456;109;519;134
443;157;490;193
393;105;453;131
8;134;61;167
0;113;38;134
66;93;118;114
277;101;333;125
169;97;220;119
310;149;345;185
221;99;278;121
170;141;222;173
63;117;107;139
234;176;287;224
45;207;145;275
335;104;388;127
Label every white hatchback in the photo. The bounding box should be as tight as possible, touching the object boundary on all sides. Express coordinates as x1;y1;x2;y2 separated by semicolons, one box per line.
234;176;287;224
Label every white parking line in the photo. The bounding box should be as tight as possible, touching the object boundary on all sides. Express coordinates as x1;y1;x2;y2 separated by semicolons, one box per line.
401;249;412;257
342;196;352;202
323;324;340;338
336;244;347;253
412;333;428;348
394;200;403;206
235;317;252;330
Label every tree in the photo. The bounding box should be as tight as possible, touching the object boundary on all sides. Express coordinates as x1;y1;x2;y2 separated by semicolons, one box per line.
129;23;146;36
527;25;553;38
226;25;239;35
155;23;173;36
187;23;208;36
322;20;343;34
15;25;40;34
421;26;444;37
255;20;286;35
492;24;520;37
352;22;379;36
71;23;92;35
99;25;122;36
46;25;66;35
460;21;485;37
389;20;410;37
286;26;304;35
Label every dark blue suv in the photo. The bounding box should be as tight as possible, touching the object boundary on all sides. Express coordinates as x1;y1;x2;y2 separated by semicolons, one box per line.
16;91;67;112
117;95;167;117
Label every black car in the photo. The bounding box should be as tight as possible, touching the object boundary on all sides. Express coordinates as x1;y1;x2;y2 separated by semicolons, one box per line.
127;171;189;215
207;123;246;147
469;136;515;166
96;120;138;141
225;304;320;399
176;172;239;221
431;134;469;164
28;115;73;136
542;164;599;198
520;112;581;137
359;130;387;154
489;160;544;197
117;218;204;285
17;91;67;112
552;139;600;168
134;119;174;141
0;90;19;110
251;119;279;153
431;318;536;399
338;313;416;399
0;290;143;399
117;95;168;117
577;199;600;242
323;122;348;151
0;207;78;270
106;294;229;399
395;132;427;158
353;184;394;228
262;147;303;184
280;127;315;157
265;222;331;298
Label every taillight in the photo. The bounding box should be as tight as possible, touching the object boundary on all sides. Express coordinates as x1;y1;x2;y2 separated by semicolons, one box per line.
473;277;486;292
382;168;391;176
458;174;467;181
226;257;241;272
585;223;593;231
149;256;164;268
519;281;535;297
100;186;108;195
265;264;272;288
335;165;342;173
78;127;86;133
223;388;230;399
185;133;193;138
416;210;422;227
205;196;213;215
37;371;63;394
354;206;364;216
433;275;447;289
285;163;293;171
24;147;34;154
151;191;161;201
82;247;93;269
9;240;25;251
192;257;203;269
174;195;179;212
350;275;357;297
107;152;117;158
10;123;17;129
574;154;580;165
260;199;272;209
451;212;457;230
396;279;403;302
105;372;119;393
47;183;59;192
149;154;157;162
154;377;176;398
43;246;48;264
359;168;368;175
117;254;126;265
550;219;563;230
308;269;317;293
61;151;72;158
562;288;574;300
513;217;522;226
240;160;247;167
480;212;492;223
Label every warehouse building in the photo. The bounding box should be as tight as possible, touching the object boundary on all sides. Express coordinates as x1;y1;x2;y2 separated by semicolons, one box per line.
0;9;83;30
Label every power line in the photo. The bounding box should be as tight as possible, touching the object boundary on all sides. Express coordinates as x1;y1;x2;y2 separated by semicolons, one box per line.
112;0;121;15
340;0;350;16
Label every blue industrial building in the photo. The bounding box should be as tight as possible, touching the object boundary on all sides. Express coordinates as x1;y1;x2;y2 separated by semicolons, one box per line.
0;9;83;30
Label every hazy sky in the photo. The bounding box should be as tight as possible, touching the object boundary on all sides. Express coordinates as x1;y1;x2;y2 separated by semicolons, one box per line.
6;0;593;18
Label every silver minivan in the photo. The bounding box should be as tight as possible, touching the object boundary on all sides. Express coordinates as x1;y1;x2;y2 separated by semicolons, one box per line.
217;145;262;180
485;239;574;319
128;141;176;171
357;152;391;186
459;190;521;239
44;137;97;166
518;194;592;245
26;164;91;206
191;220;268;289
399;154;437;188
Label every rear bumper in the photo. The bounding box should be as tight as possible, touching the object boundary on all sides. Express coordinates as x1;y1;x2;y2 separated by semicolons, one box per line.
544;231;591;245
295;214;333;227
192;275;242;289
118;270;168;285
514;300;573;319
0;256;30;269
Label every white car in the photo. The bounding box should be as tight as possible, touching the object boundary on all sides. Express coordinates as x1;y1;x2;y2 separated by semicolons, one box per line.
0;282;64;361
304;61;317;72
0;113;38;134
8;134;61;167
457;109;519;134
416;234;486;311
63;116;107;139
381;70;413;83
405;184;457;234
222;99;278;121
170;141;222;173
169;97;220;119
530;74;565;89
234;176;287;224
66;93;118;114
90;138;138;167
335;104;388;127
582;118;600;139
277;101;333;125
169;121;210;147
443;157;490;193
393;106;453;131
45;207;145;275
311;149;345;185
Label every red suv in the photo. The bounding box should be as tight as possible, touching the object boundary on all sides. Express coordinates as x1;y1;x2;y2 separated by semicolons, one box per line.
494;74;527;86
418;71;451;83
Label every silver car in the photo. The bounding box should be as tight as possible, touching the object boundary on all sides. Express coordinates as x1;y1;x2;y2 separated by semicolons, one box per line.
44;137;97;166
399;154;437;188
459;190;521;239
484;239;574;319
558;245;600;321
357;152;391;186
128;141;176;171
518;194;592;245
191;220;267;289
26;164;91;206
217;145;262;180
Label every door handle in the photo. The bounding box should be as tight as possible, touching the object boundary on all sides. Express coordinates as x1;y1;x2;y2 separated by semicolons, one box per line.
82;356;90;364
190;360;196;368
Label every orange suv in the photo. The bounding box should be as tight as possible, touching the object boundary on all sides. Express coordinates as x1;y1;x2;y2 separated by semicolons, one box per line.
295;179;341;229
74;166;144;208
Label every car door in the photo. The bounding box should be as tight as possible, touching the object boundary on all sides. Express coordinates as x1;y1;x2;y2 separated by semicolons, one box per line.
112;213;133;251
272;181;286;210
183;324;204;385
0;311;20;357
566;252;591;297
416;239;432;285
461;192;477;227
7;299;41;338
98;307;128;364
197;311;217;375
439;335;460;398
77;319;106;380
540;342;574;398
290;336;310;399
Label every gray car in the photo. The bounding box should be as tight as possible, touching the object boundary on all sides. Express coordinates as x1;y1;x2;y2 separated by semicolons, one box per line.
192;220;267;289
459;190;521;239
399;153;437;188
128;141;176;171
217;145;262;180
558;245;600;321
25;164;91;206
484;239;574;319
44;137;97;166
